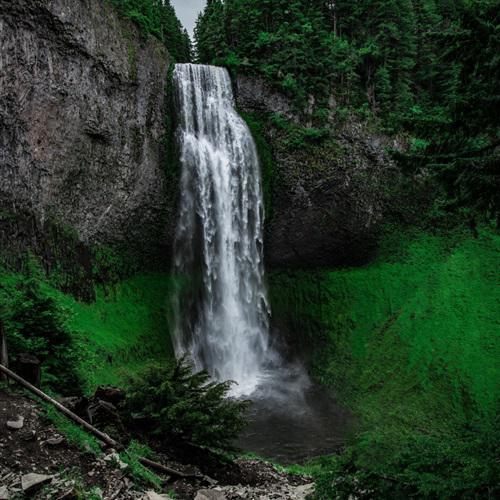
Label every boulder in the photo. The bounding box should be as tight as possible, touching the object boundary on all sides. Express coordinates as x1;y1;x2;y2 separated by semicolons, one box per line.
94;386;126;406
6;416;24;430
195;490;227;500
21;473;52;493
103;451;128;470
58;396;89;416
144;492;171;500
45;436;65;446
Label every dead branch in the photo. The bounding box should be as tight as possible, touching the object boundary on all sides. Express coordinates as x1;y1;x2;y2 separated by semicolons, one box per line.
139;456;199;479
0;363;119;448
0;363;197;480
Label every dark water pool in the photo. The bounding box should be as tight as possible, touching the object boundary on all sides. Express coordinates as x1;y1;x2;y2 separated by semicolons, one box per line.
235;365;352;464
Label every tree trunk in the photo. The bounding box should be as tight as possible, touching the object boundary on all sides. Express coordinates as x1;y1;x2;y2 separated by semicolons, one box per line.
15;353;41;387
0;321;8;381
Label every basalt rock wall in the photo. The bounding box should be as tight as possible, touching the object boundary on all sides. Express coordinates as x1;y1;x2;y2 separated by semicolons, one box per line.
0;0;176;275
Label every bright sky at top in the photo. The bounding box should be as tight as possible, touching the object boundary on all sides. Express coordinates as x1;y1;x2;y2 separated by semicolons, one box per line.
170;0;207;39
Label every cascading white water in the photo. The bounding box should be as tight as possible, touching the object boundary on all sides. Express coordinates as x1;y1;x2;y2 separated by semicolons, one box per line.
172;63;275;396
170;64;350;462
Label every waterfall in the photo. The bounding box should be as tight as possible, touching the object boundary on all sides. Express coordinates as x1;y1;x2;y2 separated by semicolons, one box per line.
172;63;275;396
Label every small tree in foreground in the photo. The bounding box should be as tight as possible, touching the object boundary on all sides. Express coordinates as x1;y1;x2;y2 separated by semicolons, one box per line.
123;358;249;451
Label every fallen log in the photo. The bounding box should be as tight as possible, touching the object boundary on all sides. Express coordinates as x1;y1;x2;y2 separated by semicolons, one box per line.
139;456;199;479
0;363;196;479
0;363;120;449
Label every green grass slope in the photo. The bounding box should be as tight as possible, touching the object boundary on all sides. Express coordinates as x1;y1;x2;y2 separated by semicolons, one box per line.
0;266;175;394
269;226;500;497
59;274;175;391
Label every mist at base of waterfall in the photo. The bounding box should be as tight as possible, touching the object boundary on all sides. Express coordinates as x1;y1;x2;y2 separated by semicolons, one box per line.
235;363;351;464
230;358;351;464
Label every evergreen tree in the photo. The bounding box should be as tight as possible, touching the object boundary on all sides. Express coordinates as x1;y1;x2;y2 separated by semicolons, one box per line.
194;0;499;219
109;0;192;62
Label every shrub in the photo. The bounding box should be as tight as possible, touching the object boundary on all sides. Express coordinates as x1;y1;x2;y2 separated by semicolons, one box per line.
0;265;83;394
314;416;500;499
123;358;249;451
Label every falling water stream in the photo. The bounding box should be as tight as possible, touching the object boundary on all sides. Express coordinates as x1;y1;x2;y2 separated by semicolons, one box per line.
172;64;350;463
172;63;276;396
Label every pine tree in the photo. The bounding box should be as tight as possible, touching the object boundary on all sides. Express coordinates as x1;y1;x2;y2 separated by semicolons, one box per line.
109;0;192;62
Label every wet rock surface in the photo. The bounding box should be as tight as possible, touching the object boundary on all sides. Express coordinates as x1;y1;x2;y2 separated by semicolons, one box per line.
6;416;24;431
21;473;53;493
236;75;297;122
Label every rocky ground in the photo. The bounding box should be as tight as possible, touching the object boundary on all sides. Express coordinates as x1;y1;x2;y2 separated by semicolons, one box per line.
0;388;314;499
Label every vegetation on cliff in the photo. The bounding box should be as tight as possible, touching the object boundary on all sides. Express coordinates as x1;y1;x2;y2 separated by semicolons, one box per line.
0;261;82;395
270;227;500;497
109;0;192;61
0;263;175;393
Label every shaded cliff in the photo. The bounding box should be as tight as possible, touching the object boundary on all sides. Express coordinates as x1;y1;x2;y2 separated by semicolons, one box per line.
236;74;404;268
0;0;175;284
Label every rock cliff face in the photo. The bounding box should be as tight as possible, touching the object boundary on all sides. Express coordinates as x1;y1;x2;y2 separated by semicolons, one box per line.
0;0;402;279
235;74;402;268
0;0;174;269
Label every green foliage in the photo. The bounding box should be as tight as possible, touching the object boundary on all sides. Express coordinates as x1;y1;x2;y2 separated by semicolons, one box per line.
195;0;352;106
315;416;500;498
123;357;249;451
269;114;330;149
270;227;500;498
195;0;500;220
0;261;83;394
0;258;176;394
43;405;101;455
396;0;500;224
62;273;176;392
120;441;163;488
108;0;192;62
44;469;106;500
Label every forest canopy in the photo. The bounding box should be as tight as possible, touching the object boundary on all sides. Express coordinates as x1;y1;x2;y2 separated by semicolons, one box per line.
109;0;192;62
195;0;500;222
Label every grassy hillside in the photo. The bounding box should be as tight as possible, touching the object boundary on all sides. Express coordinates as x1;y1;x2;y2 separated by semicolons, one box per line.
0;267;175;394
60;274;176;391
269;226;500;497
